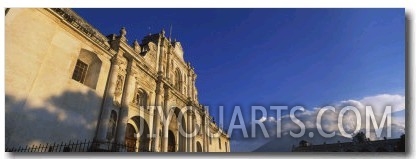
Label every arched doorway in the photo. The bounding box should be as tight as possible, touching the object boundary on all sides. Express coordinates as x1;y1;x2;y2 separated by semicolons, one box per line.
196;142;202;152
173;107;186;152
168;130;176;152
125;124;136;152
125;116;150;152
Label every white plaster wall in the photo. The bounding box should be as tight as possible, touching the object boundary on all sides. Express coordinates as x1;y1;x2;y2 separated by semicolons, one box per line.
5;8;110;147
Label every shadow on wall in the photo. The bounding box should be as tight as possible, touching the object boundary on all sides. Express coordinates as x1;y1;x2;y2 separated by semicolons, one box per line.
5;89;104;148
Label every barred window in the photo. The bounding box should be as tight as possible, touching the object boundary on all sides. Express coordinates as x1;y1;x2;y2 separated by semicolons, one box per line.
72;49;102;89
72;60;88;83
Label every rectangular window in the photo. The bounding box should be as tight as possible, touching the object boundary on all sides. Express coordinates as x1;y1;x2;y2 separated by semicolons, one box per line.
72;60;88;83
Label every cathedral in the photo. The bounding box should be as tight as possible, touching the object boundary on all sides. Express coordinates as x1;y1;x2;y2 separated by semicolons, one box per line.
5;8;230;152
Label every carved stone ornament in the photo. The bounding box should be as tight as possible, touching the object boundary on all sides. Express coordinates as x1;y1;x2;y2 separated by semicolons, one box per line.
148;42;157;51
114;75;124;97
133;39;139;47
131;87;139;105
51;9;110;50
114;100;122;107
133;41;142;54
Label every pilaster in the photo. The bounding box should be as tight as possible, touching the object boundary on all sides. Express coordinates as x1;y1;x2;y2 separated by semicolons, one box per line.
95;53;125;145
114;59;138;146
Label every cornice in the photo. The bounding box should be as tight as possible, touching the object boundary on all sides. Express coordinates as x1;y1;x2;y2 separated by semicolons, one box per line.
47;8;113;57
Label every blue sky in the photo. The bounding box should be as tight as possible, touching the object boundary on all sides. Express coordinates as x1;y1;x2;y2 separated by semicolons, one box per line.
74;8;405;139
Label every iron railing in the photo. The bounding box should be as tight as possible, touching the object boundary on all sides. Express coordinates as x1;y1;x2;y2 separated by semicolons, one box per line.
5;139;153;152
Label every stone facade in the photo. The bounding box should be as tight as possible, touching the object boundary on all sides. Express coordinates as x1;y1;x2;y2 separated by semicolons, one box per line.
5;8;230;152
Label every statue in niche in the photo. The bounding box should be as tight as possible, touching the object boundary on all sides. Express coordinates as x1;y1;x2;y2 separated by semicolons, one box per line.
131;87;139;105
106;110;117;140
114;75;124;97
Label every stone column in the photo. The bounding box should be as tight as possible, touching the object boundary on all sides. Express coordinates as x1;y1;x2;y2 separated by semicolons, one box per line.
203;113;208;152
159;44;165;72
176;130;179;152
151;73;163;152
187;71;192;98
165;49;172;80
161;85;170;152
191;115;196;152
115;59;138;144
191;75;196;101
148;91;155;151
95;54;124;143
157;31;165;73
186;111;192;152
206;118;210;152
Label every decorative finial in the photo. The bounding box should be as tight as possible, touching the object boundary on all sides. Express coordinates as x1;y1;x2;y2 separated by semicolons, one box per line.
120;27;127;37
133;39;141;53
161;28;165;37
109;34;116;40
133;39;139;47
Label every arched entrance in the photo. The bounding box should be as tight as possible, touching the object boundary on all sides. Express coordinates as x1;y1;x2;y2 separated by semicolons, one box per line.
168;130;176;152
173;107;187;152
125;116;150;152
196;142;202;152
125;124;136;152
